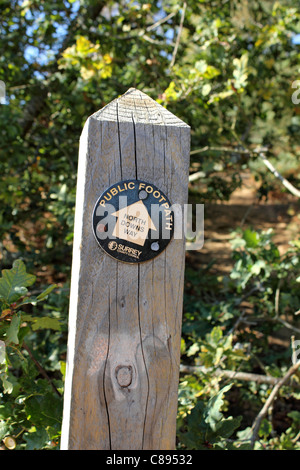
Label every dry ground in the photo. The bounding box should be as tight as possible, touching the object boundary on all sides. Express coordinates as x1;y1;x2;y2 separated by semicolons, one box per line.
186;171;299;274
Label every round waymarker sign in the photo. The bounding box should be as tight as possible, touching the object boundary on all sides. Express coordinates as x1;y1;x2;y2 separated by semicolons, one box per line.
92;180;174;263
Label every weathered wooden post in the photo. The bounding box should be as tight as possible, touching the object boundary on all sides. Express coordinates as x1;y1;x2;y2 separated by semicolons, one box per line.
61;88;190;450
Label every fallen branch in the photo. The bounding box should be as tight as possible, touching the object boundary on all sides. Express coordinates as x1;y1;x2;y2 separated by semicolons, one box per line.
188;170;206;182
259;153;300;198
249;360;300;449
190;145;257;156
253;315;300;335
189;144;300;199
180;364;300;388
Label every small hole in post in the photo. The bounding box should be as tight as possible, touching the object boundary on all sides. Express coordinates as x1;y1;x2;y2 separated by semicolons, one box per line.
139;190;148;200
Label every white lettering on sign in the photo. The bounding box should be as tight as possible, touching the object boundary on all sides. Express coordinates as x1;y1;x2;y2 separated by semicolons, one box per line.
99;181;136;207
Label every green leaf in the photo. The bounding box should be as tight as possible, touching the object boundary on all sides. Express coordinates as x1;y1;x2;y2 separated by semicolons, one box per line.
251;260;266;275
208;326;223;347
202;83;211;96
0;404;12;420
17;284;57;308
204;384;232;431
22;315;61;331
23;427;49;450
0;375;14;394
215;416;242;439
187;342;200;357
36;284;57;301
0;260;36;304
287;411;300;424
60;361;66;380
214;347;224;366
25;393;62;427
0;420;11;440
243;229;259;248
259;418;272;438
195;60;207;73
6;313;21;344
31;317;61;331
230;237;246;249
178;384;241;450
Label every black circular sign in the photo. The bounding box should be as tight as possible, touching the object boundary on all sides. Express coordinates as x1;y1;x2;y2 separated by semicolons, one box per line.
92;179;174;263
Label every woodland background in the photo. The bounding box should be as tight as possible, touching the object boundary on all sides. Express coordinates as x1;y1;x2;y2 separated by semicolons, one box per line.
0;0;300;450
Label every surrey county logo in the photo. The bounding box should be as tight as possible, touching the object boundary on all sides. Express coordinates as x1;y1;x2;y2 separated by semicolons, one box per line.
108;241;118;251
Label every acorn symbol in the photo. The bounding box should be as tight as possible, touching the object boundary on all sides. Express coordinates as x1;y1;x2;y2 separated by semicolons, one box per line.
3;436;16;450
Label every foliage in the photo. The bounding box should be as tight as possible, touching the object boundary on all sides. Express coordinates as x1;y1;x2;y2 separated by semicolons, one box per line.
178;385;243;450
0;0;300;450
180;229;300;450
0;261;64;450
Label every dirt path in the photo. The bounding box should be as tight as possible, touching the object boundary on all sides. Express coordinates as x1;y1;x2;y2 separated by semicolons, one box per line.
186;171;299;274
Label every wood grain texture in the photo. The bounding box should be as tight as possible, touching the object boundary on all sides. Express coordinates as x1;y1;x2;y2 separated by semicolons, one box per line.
61;88;190;450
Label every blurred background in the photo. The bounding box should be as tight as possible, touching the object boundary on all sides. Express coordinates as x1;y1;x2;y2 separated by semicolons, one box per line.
0;0;300;450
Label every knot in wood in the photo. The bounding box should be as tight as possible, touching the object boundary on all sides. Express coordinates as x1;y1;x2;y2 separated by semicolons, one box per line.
116;365;132;388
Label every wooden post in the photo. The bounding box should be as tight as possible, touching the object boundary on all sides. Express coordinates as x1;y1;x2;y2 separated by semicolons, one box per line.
61;88;190;450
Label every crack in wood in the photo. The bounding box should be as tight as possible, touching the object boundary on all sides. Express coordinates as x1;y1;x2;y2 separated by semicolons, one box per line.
103;286;112;449
116;101;122;180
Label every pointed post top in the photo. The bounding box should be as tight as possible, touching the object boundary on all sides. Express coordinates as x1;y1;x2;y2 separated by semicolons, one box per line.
91;87;190;127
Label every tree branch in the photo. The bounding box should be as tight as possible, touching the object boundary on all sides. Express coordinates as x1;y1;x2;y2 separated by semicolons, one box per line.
22;342;61;397
249;360;300;449
179;364;300;388
146;11;176;32
189;144;300;198
259;153;300;198
170;1;187;69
